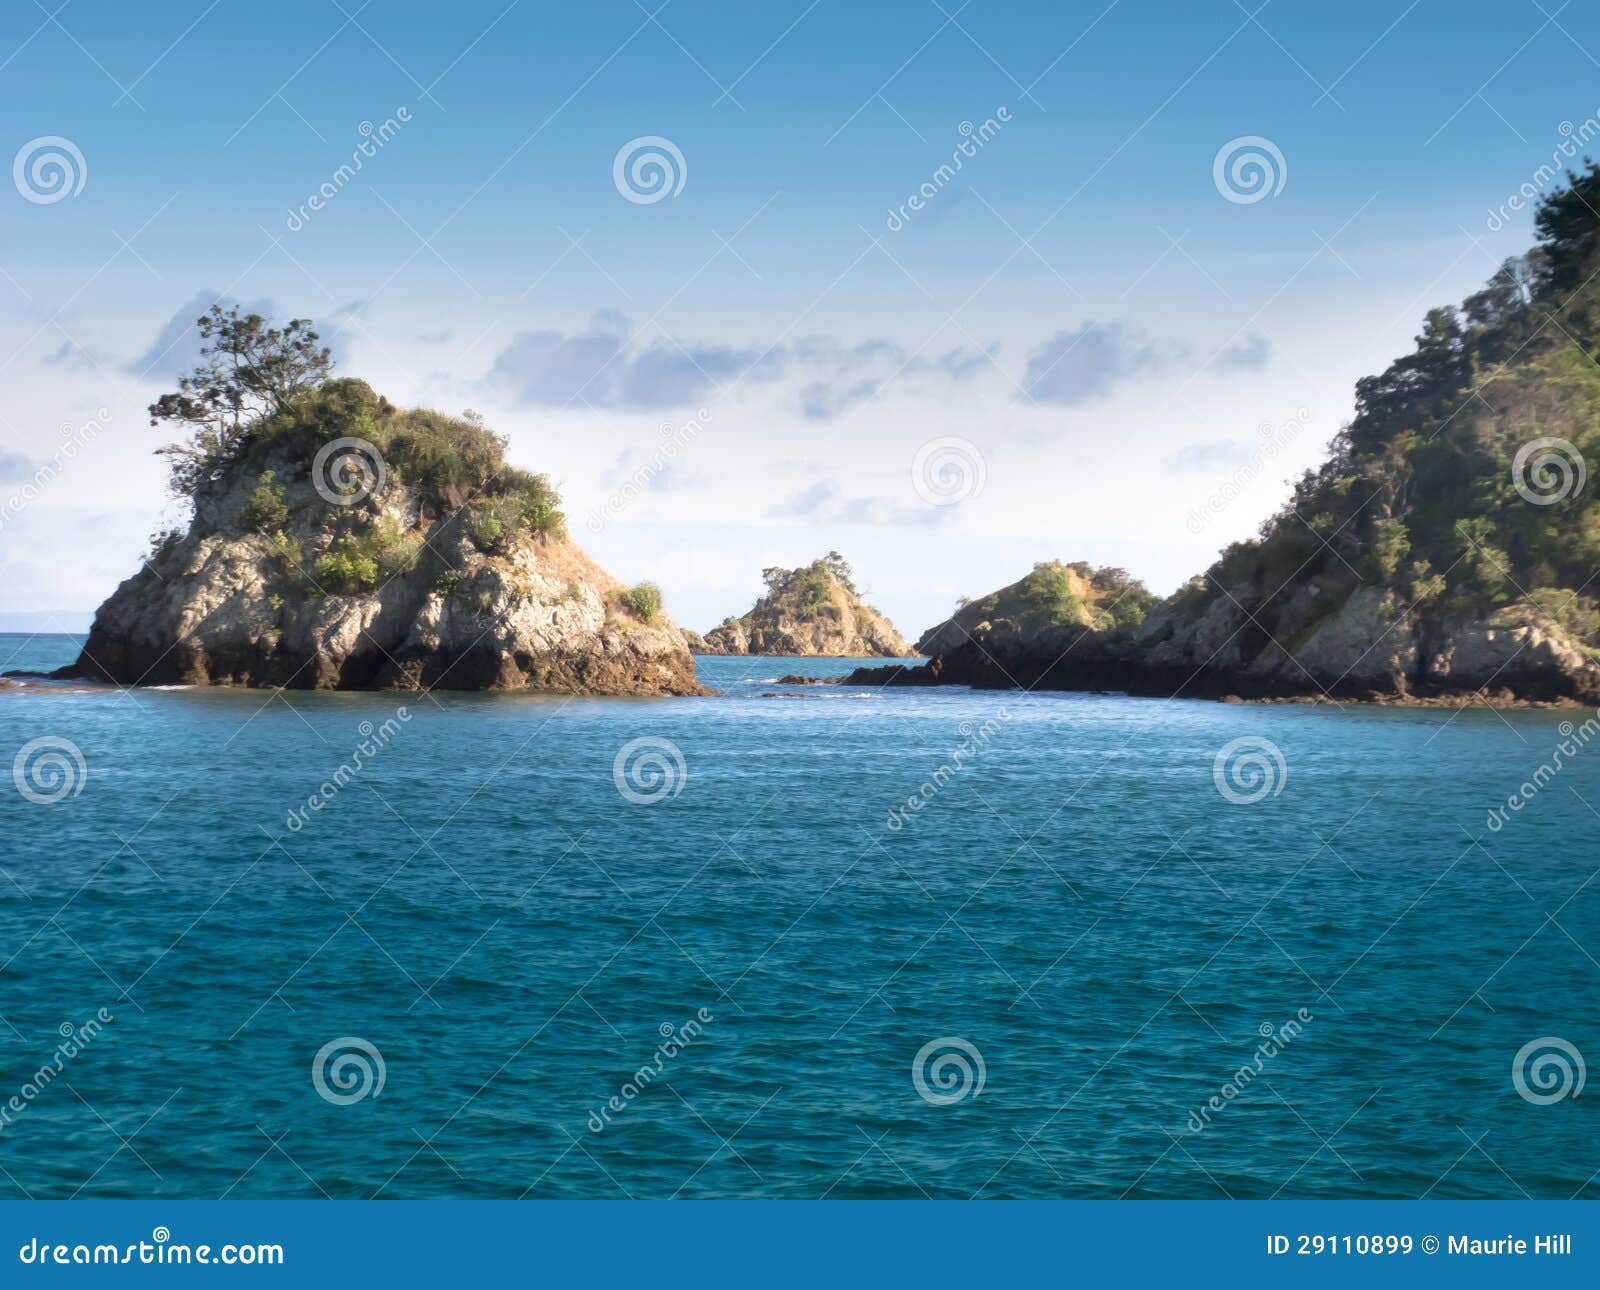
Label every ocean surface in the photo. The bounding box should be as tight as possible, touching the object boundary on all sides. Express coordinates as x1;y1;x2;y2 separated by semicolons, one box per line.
0;632;1595;1199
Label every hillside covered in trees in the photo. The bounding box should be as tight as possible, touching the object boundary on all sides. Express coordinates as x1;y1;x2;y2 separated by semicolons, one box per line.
852;165;1600;704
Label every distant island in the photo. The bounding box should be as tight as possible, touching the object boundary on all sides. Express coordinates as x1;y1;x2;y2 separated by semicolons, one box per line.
848;164;1600;708
37;308;701;695
693;554;915;657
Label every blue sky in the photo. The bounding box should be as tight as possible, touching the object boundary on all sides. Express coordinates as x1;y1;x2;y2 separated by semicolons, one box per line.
3;0;1599;633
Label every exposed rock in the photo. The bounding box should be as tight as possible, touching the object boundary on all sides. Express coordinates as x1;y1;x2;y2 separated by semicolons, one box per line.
699;555;915;657
844;568;1600;707
34;383;703;696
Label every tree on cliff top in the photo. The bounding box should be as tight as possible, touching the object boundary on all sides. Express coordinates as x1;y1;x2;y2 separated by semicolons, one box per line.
149;305;333;495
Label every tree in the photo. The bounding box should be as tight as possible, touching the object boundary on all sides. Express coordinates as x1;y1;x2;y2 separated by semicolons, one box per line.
149;305;333;495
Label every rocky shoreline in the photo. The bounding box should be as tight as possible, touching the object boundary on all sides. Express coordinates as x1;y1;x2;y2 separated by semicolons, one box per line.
26;378;704;697
842;590;1600;709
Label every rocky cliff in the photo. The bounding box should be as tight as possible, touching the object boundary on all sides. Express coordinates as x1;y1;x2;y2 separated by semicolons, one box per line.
849;575;1600;706
699;555;915;657
44;380;702;695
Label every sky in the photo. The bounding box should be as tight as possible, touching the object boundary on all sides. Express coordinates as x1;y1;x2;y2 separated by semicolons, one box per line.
2;0;1599;636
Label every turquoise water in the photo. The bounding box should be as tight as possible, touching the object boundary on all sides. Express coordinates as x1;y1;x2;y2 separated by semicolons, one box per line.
0;633;1595;1199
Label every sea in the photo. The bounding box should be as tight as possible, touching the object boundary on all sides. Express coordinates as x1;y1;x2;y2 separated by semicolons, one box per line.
0;633;1594;1198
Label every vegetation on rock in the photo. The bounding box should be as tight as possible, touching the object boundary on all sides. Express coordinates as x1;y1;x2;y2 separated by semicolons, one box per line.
51;306;697;694
703;553;913;656
618;581;664;624
956;561;1157;634
1173;161;1600;652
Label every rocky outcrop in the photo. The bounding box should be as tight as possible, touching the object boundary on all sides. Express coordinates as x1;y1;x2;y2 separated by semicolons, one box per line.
845;572;1600;706
36;385;702;696
699;556;915;657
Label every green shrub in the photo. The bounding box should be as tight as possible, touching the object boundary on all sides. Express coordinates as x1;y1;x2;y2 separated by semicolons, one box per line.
382;409;507;500
496;468;564;535
465;472;565;552
256;378;385;462
1524;588;1600;643
243;471;289;531
618;581;663;623
263;528;303;569
313;545;380;593
1407;560;1447;604
1082;565;1158;629
310;519;420;594
1370;517;1411;579
464;497;513;553
1015;562;1084;628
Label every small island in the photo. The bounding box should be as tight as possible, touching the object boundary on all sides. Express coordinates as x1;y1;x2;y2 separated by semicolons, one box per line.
696;554;916;657
44;308;701;695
